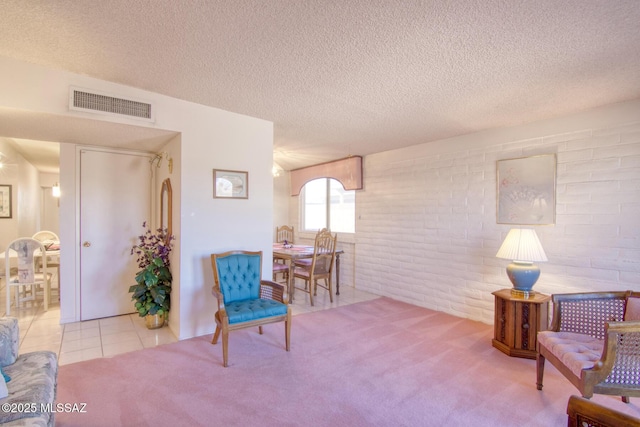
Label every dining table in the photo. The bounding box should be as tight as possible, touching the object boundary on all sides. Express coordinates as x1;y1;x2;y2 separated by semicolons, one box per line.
272;243;344;303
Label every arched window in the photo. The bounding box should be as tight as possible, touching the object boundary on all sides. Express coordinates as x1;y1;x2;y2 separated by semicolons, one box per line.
301;178;355;233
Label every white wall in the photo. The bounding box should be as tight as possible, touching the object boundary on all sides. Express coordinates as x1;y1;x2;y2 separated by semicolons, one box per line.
0;57;273;339
0;138;41;250
354;100;640;324
0;138;22;250
16;154;39;238
273;171;291;238
39;172;60;235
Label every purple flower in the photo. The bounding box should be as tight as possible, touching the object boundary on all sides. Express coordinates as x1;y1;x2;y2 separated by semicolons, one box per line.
131;222;174;269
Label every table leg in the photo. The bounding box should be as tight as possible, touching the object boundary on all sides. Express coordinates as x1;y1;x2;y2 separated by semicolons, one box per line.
335;253;341;295
288;262;295;303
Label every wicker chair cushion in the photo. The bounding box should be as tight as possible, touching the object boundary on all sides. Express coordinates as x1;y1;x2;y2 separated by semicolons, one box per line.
538;331;604;378
625;296;640;321
225;298;288;324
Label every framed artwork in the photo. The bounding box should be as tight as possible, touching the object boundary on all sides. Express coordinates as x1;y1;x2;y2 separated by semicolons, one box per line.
0;185;12;218
497;154;556;225
213;169;248;199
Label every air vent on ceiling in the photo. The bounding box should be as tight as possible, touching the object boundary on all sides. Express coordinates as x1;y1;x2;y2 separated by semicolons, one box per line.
69;86;155;122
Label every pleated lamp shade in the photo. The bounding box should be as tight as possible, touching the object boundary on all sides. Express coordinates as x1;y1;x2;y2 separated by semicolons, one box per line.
496;229;547;262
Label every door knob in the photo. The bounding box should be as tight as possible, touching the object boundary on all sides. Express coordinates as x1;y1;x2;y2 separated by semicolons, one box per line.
83;241;91;247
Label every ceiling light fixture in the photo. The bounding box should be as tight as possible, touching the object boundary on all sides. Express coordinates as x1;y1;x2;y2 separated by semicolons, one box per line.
272;163;283;177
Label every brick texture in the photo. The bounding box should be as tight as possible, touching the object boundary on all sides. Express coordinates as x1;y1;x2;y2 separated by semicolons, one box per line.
286;115;640;325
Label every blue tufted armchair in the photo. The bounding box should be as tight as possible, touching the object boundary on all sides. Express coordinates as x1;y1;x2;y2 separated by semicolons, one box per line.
211;250;291;367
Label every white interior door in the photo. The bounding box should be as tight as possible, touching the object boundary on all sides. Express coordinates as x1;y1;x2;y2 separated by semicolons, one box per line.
80;149;152;320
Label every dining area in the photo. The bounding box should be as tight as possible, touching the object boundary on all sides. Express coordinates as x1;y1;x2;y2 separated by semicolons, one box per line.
1;230;60;316
272;226;345;307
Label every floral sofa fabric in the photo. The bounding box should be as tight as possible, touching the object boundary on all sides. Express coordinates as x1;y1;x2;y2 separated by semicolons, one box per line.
0;317;58;427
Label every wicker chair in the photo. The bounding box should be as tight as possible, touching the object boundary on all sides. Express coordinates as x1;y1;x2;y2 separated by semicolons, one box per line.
211;250;291;367
567;395;640;427
537;291;640;403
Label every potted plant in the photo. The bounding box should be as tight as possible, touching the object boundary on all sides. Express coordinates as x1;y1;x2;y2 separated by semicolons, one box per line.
129;222;174;329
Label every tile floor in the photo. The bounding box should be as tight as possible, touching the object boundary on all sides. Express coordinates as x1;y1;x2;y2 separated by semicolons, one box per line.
3;284;378;366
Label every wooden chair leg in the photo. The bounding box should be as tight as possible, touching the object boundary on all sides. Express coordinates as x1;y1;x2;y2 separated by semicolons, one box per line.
285;314;291;351
536;354;545;390
222;330;229;367
327;278;333;302
258;326;263;335
308;279;314;306
212;325;221;344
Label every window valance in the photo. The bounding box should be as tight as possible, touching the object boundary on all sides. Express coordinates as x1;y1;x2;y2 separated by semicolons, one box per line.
290;156;363;196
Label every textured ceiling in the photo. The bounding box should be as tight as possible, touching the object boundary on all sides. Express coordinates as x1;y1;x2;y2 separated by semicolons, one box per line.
1;0;640;171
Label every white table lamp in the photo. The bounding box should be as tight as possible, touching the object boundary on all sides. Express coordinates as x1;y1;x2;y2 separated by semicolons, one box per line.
496;229;548;293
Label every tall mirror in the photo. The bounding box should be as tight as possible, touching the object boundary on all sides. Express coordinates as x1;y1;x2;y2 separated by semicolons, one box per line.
160;178;172;245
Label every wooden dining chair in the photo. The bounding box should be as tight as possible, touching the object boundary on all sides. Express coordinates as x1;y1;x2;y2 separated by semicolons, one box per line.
274;225;294;283
293;229;337;306
4;238;52;315
272;262;289;284
293;227;328;270
275;225;294;244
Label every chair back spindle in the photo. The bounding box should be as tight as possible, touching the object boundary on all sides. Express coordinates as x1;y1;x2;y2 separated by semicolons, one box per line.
276;225;294;244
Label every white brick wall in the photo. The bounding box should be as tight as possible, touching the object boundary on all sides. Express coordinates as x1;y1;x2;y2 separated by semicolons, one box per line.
281;101;640;325
355;106;640;325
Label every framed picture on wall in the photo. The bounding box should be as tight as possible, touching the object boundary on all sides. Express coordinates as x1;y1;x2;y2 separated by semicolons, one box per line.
496;154;556;225
0;185;12;218
213;169;248;199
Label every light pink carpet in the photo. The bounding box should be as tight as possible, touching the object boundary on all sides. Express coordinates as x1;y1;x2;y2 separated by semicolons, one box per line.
56;297;640;426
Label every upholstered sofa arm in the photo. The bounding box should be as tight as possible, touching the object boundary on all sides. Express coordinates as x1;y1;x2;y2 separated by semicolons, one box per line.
550;291;630;338
0;317;19;366
260;280;289;305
